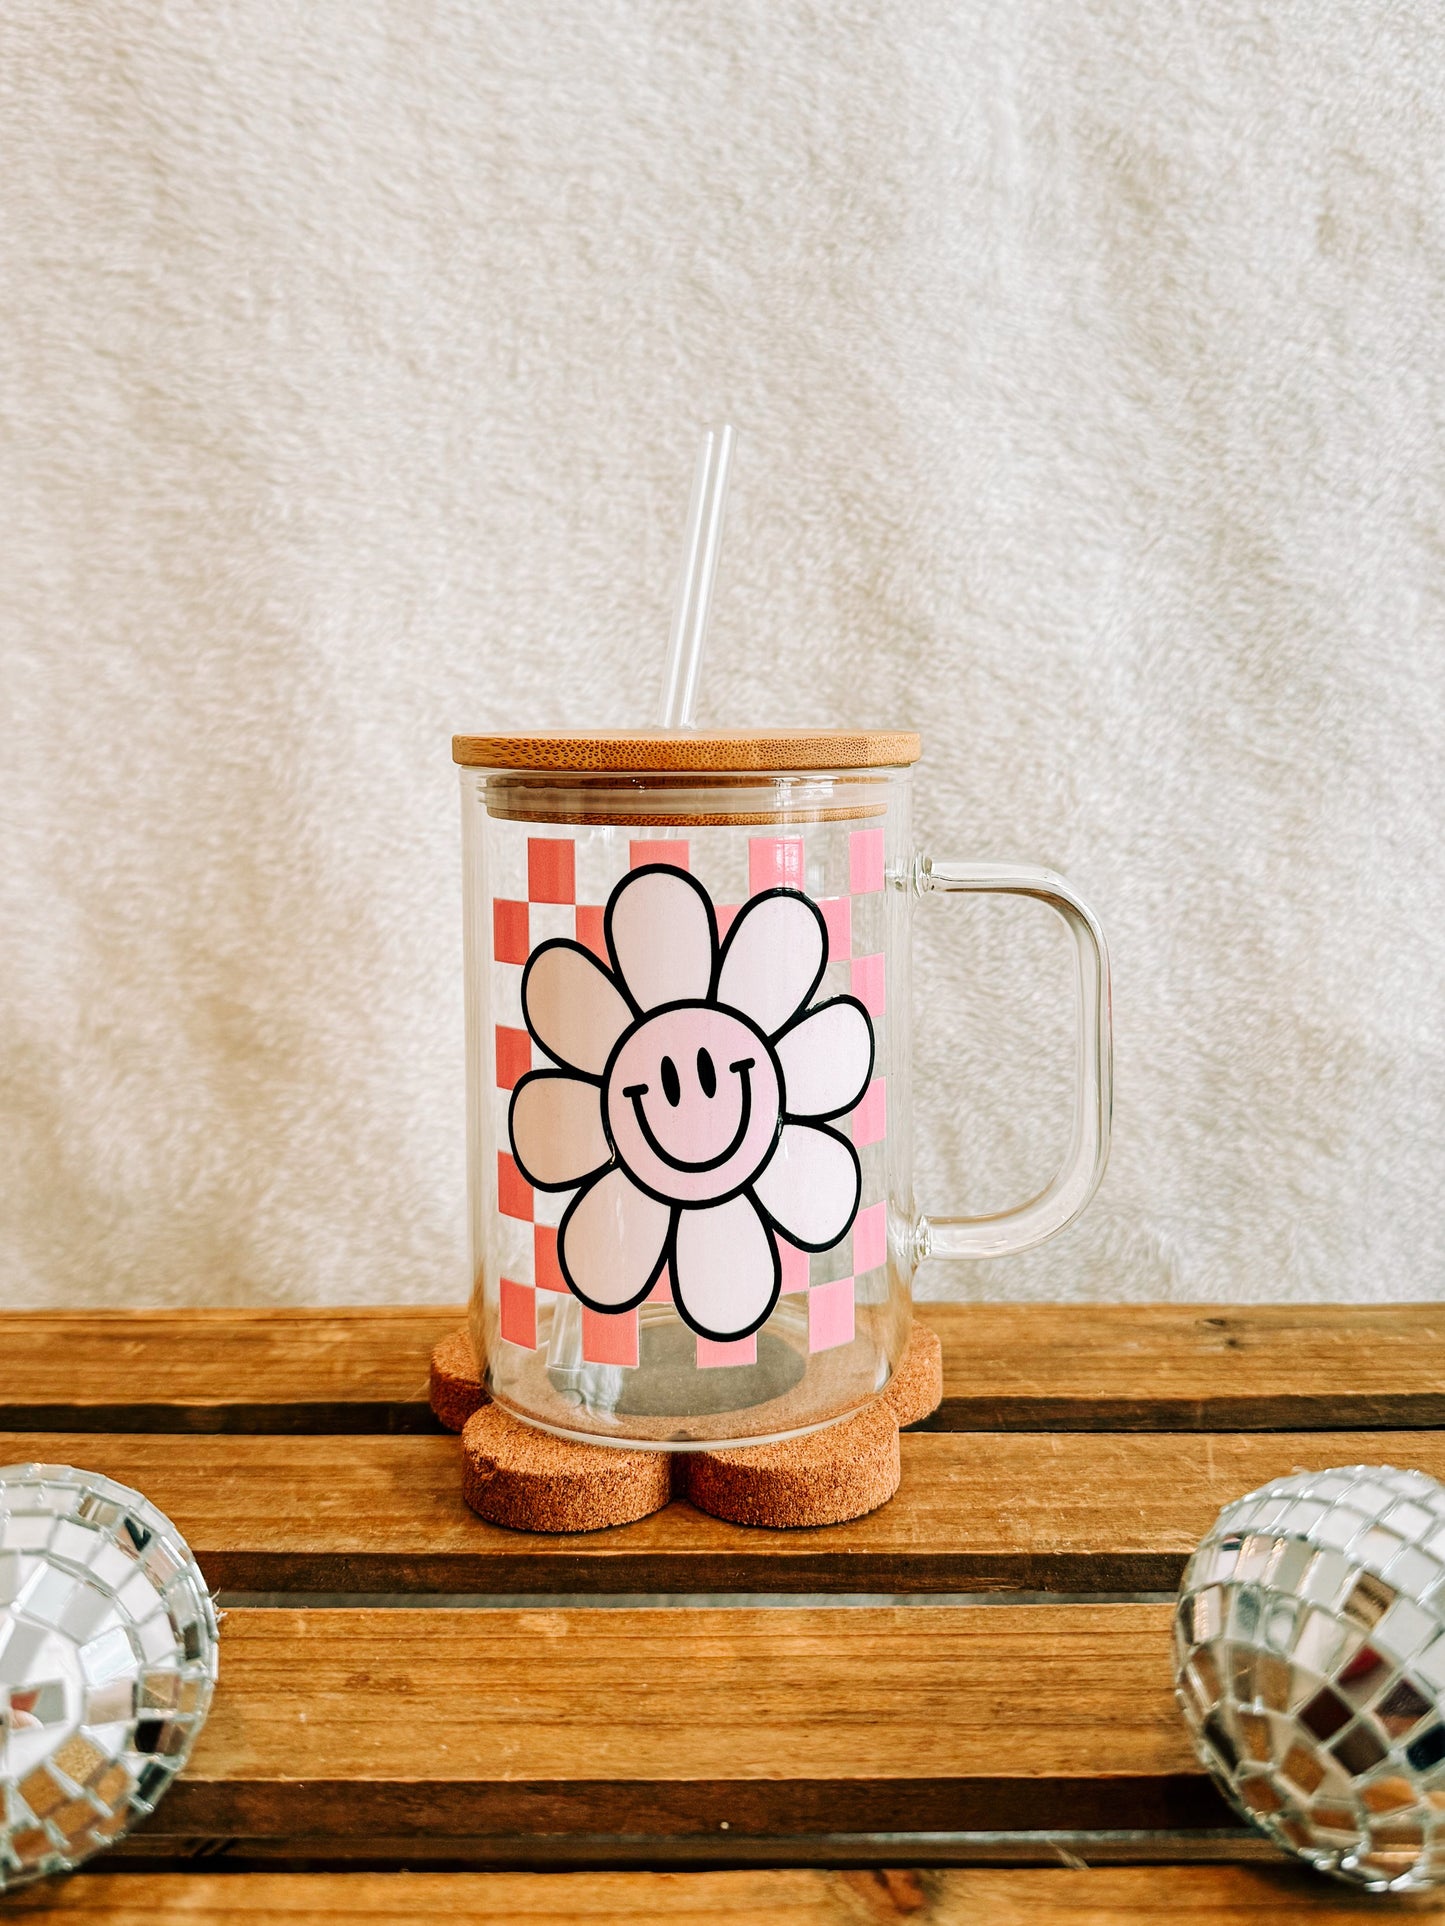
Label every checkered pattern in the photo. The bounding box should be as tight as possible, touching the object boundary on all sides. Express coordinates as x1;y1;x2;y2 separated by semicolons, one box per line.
491;829;888;1368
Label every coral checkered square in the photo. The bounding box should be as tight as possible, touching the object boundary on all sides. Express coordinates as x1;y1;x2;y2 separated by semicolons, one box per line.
493;898;529;964
495;1025;531;1090
528;837;575;903
499;1276;536;1349
582;1306;639;1366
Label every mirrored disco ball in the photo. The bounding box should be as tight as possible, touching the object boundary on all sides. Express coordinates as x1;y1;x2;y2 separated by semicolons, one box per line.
0;1463;218;1892
1176;1464;1445;1892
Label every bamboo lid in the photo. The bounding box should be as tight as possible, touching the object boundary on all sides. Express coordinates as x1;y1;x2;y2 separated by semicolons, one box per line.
452;728;921;772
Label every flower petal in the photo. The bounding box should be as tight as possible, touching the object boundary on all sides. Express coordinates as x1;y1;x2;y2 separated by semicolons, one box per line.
752;1123;860;1252
775;997;873;1119
523;940;631;1075
509;1072;609;1189
672;1194;779;1340
559;1167;670;1309
717;892;825;1036
607;866;715;1012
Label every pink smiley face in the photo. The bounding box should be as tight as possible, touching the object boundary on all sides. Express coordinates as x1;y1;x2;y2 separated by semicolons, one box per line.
604;1003;783;1207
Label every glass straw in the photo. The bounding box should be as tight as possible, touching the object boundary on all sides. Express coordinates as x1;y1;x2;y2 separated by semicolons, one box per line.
659;423;735;728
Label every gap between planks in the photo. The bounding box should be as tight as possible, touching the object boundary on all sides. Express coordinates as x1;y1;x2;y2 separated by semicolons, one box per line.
5;1305;1445;1433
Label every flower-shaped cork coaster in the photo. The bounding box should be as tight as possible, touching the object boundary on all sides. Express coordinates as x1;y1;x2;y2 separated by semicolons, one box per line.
430;1319;942;1533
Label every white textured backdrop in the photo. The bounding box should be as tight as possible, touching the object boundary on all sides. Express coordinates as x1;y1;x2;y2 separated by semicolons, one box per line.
4;1;1444;1307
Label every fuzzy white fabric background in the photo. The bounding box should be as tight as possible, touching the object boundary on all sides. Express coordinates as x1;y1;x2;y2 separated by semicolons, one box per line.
3;1;1443;1309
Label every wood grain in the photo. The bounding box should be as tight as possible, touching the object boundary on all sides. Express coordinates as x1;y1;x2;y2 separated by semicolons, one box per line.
8;1866;1437;1922
451;730;922;770
6;1305;1444;1434
927;1303;1445;1432
0;1308;459;1433
6;1428;1442;1594
132;1601;1225;1845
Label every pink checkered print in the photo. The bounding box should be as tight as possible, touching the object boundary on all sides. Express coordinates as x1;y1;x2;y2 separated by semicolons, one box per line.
852;1200;887;1276
850;828;885;894
851;952;886;1016
749;835;805;895
697;1332;758;1368
817;895;851;961
808;1277;855;1353
779;1239;811;1294
852;1077;886;1147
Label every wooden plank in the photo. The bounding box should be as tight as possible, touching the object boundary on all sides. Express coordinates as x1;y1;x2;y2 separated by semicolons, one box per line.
7;1428;1445;1595
122;1601;1227;1851
928;1302;1445;1432
5;1305;1445;1434
0;1309;460;1434
7;1865;1438;1922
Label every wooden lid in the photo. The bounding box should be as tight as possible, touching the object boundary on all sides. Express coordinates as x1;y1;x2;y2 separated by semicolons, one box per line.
452;728;921;772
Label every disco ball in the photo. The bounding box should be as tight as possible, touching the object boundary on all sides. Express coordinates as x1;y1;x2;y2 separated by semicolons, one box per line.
1176;1463;1445;1892
0;1463;219;1892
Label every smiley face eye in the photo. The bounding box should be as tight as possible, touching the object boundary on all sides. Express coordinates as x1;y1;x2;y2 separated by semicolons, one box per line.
660;1056;681;1106
697;1048;717;1098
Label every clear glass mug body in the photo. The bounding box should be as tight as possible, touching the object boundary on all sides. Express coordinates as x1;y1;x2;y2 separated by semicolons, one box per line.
460;762;1109;1449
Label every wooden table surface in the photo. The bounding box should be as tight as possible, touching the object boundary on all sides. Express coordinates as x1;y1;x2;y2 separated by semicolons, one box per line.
5;1302;1445;1923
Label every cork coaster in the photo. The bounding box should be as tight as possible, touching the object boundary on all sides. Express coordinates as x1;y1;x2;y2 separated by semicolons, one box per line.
460;1404;673;1533
879;1319;944;1429
684;1398;901;1529
429;1326;487;1433
437;1319;937;1531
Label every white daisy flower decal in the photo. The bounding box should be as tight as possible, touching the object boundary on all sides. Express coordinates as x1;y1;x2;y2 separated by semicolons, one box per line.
508;864;875;1342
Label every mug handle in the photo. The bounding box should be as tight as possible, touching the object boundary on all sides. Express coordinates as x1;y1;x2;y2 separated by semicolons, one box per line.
913;857;1113;1261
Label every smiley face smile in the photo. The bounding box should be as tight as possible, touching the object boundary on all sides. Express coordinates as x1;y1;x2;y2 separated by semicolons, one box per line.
622;1054;757;1173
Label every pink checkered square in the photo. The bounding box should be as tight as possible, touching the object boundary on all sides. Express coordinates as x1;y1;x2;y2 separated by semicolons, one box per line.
528;838;575;904
574;904;607;961
493;899;529;964
534;1223;567;1292
851;1077;886;1147
499;1276;536;1349
631;839;690;871
749;836;804;895
716;903;740;938
808;1277;855;1353
852;1200;886;1276
495;1025;531;1090
850;828;885;894
582;1307;639;1367
697;1332;758;1369
851;953;886;1016
498;1152;533;1222
646;1268;673;1303
778;1239;811;1294
818;895;851;962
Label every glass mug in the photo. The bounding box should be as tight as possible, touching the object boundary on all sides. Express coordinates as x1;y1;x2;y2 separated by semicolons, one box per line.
457;729;1111;1449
